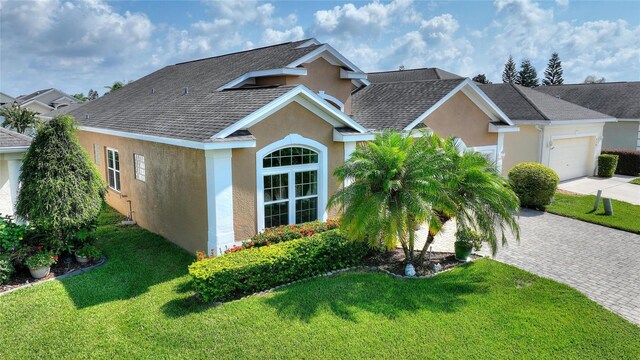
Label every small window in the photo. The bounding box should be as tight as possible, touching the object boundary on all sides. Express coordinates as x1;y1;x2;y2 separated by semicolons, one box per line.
134;153;146;182
106;148;121;191
93;144;100;165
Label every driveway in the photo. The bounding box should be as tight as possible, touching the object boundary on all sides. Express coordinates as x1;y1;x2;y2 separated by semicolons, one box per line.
417;209;640;325
558;175;640;205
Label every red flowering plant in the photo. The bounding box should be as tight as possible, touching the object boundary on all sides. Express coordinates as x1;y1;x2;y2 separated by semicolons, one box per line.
24;249;58;269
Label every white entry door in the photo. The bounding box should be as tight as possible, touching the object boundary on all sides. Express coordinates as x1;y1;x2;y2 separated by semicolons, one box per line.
549;136;593;181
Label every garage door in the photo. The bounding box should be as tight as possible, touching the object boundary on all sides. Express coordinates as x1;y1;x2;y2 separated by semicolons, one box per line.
549;136;593;181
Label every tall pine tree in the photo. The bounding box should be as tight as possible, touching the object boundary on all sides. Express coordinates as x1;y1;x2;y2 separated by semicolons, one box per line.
502;55;517;83
543;52;564;85
516;59;539;87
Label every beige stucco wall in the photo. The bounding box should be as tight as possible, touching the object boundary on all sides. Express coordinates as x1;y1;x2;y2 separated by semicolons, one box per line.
77;131;209;254
232;101;344;241
502;125;541;175
603;121;640;150
423;92;498;147
25;102;53;115
253;58;355;114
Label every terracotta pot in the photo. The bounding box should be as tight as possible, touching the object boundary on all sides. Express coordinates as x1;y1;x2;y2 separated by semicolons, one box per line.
75;254;89;264
29;266;50;279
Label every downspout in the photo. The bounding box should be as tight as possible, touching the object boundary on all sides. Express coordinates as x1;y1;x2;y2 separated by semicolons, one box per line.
535;125;544;163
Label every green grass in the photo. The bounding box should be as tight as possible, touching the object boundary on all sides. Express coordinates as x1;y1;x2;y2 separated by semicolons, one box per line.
1;207;638;359
630;178;640;185
547;193;640;234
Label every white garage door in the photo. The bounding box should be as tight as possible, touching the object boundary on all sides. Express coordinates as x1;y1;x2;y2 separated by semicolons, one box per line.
549;136;593;181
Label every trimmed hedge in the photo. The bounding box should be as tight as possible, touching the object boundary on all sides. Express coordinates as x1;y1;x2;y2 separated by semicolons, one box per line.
251;219;340;247
189;230;368;302
508;162;559;210
601;149;640;176
597;154;619;177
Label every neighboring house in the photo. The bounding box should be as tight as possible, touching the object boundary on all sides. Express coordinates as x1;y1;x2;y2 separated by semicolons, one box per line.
14;88;79;115
40;103;85;120
536;82;640;150
0;92;15;107
67;39;519;255
480;83;615;181
0;128;32;216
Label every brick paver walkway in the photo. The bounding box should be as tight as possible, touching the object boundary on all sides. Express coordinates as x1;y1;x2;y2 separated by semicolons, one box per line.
417;209;640;325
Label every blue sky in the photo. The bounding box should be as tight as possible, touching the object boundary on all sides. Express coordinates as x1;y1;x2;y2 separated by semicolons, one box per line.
1;0;639;97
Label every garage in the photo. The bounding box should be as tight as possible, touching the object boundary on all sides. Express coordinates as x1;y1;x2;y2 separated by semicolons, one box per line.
549;136;594;181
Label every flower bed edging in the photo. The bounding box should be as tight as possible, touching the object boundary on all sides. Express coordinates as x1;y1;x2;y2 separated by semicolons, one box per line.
0;257;107;297
206;256;482;305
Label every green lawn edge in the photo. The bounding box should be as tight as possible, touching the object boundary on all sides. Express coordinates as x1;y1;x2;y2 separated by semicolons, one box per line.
546;193;640;234
1;206;638;359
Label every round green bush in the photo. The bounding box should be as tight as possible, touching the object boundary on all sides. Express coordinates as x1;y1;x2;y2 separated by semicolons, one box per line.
508;162;559;209
597;154;619;177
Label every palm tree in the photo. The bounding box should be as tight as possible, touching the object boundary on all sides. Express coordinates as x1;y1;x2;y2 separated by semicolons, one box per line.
0;104;39;134
418;137;520;262
104;81;125;93
328;131;449;271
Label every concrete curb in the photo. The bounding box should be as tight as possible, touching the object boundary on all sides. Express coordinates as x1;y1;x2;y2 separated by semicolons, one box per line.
0;257;108;297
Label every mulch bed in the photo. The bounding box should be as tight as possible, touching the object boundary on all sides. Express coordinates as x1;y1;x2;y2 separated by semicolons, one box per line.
363;248;480;277
1;254;102;294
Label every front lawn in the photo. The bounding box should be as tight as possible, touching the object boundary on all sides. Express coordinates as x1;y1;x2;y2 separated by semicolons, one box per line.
1;207;638;359
547;193;640;234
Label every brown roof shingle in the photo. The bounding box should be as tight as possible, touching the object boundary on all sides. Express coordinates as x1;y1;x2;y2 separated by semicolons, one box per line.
0;128;32;148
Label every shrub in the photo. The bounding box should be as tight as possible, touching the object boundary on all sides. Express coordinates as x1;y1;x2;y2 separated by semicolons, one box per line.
0;215;29;254
0;256;15;285
75;244;102;260
508;162;559;209
189;230;367;302
16;115;105;247
597;154;619;177
250;219;340;247
601;149;640;176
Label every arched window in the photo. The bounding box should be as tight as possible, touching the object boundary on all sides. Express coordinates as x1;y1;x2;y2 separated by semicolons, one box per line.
256;134;328;231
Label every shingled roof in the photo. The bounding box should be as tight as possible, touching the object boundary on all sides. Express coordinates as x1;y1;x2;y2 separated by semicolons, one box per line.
351;79;466;130
0;128;32;149
479;83;613;122
68;39;324;142
535;82;640;119
368;68;462;83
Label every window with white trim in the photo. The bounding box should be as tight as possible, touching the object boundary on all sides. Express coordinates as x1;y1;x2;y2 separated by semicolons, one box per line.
134;153;146;182
106;148;121;191
262;147;319;228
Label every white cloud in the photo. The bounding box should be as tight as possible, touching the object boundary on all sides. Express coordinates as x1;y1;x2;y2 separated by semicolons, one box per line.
262;26;305;45
311;0;414;38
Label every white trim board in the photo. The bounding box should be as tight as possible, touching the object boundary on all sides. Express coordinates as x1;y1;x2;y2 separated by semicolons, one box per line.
212;85;367;139
79;126;256;150
216;68;307;91
404;78;514;132
318;91;345;112
287;44;369;86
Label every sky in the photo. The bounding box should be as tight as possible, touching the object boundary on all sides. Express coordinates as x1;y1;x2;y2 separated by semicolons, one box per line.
1;0;639;97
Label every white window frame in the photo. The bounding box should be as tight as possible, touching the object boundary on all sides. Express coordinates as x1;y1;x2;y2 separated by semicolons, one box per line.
106;147;121;192
133;153;146;182
256;134;328;232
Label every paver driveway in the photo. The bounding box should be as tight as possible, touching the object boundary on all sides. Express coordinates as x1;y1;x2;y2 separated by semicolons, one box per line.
417;209;640;325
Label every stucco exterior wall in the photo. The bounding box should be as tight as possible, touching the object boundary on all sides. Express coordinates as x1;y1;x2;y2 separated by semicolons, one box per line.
25;102;53;115
603;121;640;150
77;131;209;254
0;160;11;216
502;125;541;174
422;92;498;147
232;101;344;241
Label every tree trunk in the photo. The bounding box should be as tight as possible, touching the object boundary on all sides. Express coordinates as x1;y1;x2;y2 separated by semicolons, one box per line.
418;213;451;263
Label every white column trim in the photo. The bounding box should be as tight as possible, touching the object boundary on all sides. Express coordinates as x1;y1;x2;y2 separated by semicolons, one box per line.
7;159;22;216
205;149;235;255
256;134;328;233
496;132;505;174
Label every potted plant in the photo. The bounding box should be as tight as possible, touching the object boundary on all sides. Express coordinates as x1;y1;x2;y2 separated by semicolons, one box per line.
24;249;58;279
454;228;482;262
75;244;102;264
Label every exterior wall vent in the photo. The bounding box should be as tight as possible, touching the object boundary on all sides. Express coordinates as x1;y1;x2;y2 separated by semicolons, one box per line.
183;87;189;95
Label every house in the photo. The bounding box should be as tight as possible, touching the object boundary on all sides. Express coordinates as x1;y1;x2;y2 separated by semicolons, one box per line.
0;92;15;107
480;83;616;180
536;82;640;150
67;39;518;255
14;88;79;114
0;128;32;216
